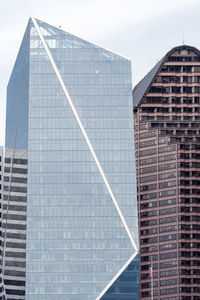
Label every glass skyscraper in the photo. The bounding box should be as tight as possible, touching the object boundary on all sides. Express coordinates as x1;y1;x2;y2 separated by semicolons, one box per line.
5;17;139;299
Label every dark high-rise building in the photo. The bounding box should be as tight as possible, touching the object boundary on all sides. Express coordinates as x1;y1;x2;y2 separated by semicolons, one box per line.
5;17;139;300
0;146;3;296
133;45;200;300
1;148;27;300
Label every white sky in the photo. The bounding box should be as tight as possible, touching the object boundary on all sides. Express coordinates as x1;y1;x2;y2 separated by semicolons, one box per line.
1;0;200;145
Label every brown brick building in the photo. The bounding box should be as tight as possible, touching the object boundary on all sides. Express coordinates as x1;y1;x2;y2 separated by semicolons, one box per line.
133;45;200;300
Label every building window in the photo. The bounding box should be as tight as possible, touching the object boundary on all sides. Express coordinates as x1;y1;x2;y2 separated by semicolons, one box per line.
140;201;157;209
140;184;157;192
140;192;157;201
140;148;157;156
141;237;158;244
140;166;157;174
4;157;11;163
140;131;157;139
159;226;176;233
141;246;158;253
159;154;176;162
160;251;177;260
160;287;177;295
159;181;176;189
159;190;176;198
140;175;157;183
159;198;176;206
160;260;177;269
160;278;177;286
159;172;176;180
159;163;176;171
160;216;177;224
160;234;177;242
140;157;157;165
141;219;158;227
140;210;158;218
141;228;158;236
160;270;177;277
140;139;157;148
160;243;177;251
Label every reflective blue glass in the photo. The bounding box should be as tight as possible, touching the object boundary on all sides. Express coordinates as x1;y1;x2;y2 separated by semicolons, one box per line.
6;21;30;149
101;254;139;300
6;18;139;299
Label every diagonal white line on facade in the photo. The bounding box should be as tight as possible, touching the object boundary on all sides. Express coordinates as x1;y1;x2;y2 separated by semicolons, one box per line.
32;17;138;253
32;16;130;61
96;251;138;300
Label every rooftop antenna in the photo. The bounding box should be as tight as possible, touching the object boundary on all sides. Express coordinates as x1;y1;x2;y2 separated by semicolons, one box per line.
182;30;185;45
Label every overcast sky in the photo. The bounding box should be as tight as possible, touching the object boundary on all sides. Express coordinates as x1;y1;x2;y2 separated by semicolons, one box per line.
1;0;200;145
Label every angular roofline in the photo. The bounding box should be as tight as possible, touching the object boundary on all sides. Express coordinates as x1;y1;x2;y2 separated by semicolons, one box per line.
132;57;165;107
132;45;200;107
30;16;131;61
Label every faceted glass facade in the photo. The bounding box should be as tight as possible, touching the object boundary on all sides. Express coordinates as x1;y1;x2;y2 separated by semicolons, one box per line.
6;18;139;300
6;22;30;150
102;254;139;300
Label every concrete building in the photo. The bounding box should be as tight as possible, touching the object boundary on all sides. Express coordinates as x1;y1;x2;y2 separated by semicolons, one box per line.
133;45;200;300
